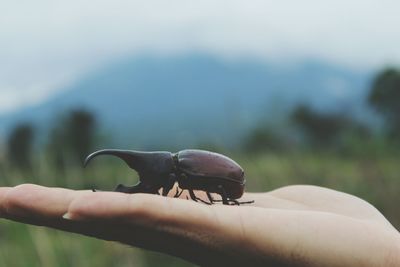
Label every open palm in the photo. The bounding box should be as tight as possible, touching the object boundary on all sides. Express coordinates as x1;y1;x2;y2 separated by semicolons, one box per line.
0;184;399;266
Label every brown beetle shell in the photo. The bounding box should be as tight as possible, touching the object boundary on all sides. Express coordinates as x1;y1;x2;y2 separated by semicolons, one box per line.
176;150;245;199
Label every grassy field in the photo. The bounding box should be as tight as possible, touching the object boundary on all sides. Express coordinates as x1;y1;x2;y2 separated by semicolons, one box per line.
0;152;399;266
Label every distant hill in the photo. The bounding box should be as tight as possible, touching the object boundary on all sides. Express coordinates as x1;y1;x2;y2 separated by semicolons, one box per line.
0;54;372;148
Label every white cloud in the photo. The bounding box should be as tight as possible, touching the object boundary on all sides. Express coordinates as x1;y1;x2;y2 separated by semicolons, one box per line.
1;0;400;114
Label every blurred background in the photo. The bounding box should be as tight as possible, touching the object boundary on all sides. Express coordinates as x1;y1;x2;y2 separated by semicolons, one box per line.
1;1;399;266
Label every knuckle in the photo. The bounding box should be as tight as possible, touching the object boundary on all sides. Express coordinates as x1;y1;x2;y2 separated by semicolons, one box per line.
1;184;39;214
67;192;101;216
12;183;40;193
127;194;160;214
126;194;173;223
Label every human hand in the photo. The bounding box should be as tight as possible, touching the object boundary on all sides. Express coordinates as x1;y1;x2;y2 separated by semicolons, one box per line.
0;184;399;266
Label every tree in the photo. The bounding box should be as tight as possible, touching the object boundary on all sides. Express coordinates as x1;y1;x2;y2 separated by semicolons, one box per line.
244;127;284;152
368;68;400;137
6;123;35;169
64;109;97;162
47;109;97;167
291;105;349;147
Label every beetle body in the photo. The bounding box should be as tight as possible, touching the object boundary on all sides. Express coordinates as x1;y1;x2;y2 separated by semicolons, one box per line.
84;149;252;205
176;150;245;200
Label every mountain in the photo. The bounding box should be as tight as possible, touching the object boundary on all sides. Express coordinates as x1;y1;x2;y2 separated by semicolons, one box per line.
0;54;372;148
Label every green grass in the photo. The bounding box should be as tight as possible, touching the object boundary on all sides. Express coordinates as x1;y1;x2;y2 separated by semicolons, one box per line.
0;152;399;266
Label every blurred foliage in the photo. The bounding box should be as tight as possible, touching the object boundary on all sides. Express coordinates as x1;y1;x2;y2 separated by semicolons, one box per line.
369;67;400;138
6;123;35;170
47;109;97;170
290;105;353;148
243;127;287;152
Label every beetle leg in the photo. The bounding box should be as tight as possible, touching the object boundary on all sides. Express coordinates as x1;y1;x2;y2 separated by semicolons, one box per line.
162;174;177;196
206;192;215;204
188;189;211;205
227;198;255;205
162;187;170;196
208;192;232;204
213;198;254;205
114;183;144;193
174;187;184;198
216;185;254;205
91;188;106;192
229;199;240;205
217;185;230;205
237;200;255;205
188;189;198;202
173;187;180;197
196;197;212;205
217;186;239;205
177;188;184;197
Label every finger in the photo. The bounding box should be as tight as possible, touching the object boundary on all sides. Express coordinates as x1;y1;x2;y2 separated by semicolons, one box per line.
64;191;261;265
0;187;11;216
0;184;90;219
0;184;133;244
65;191;222;228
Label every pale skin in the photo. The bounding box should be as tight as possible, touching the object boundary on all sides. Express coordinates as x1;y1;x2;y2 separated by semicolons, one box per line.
0;184;399;266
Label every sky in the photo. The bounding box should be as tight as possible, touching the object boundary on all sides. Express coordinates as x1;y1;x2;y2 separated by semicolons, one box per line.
1;0;400;115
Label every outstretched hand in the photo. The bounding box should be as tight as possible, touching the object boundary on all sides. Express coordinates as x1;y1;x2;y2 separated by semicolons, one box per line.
0;184;399;266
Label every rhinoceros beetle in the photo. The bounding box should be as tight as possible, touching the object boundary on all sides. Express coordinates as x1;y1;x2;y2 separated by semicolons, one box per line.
84;149;254;205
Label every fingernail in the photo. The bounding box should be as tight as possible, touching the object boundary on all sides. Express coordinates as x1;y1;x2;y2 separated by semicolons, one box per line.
62;212;72;220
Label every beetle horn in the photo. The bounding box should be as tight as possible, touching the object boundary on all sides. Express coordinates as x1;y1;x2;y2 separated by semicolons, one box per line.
84;149;174;175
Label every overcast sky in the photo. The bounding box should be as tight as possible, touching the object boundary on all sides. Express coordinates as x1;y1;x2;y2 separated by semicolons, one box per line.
1;0;400;115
